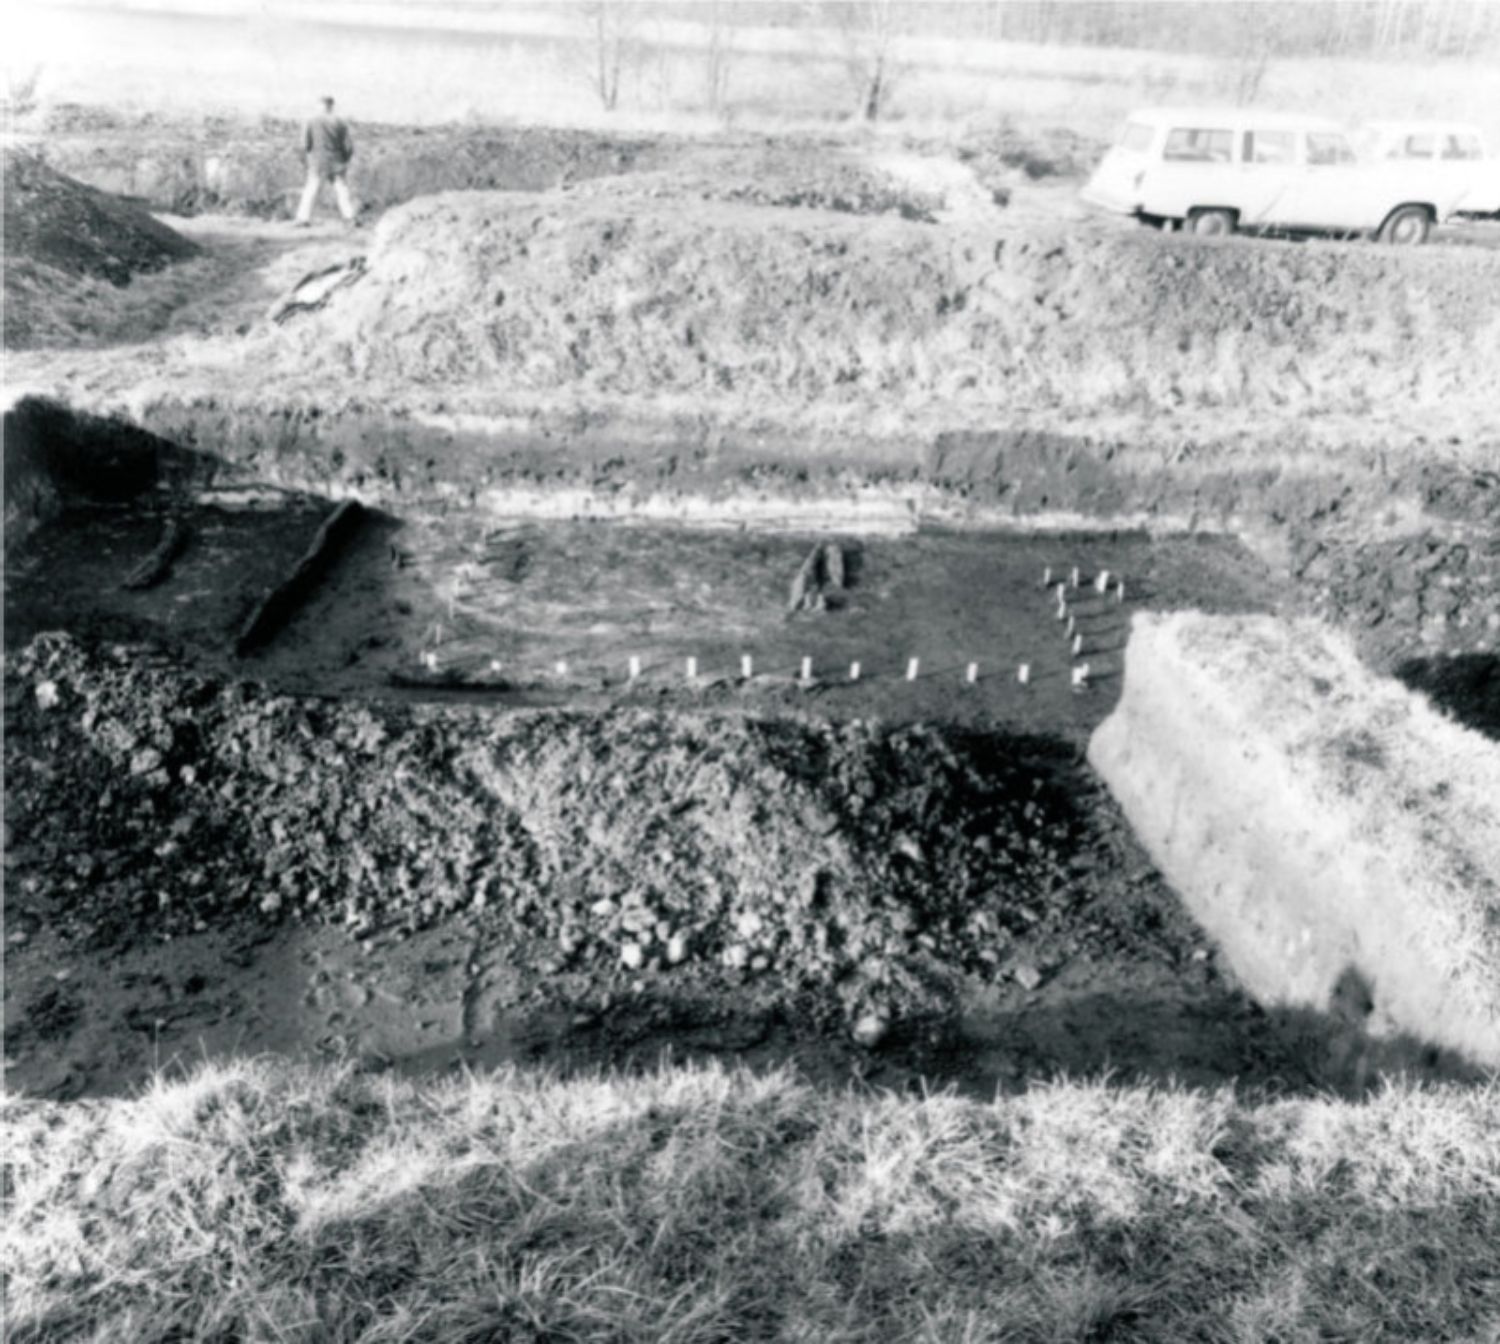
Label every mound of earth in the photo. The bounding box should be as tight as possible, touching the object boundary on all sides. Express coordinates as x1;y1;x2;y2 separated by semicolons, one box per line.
258;187;1500;421
3;149;196;285
5;632;1200;1025
3;150;198;349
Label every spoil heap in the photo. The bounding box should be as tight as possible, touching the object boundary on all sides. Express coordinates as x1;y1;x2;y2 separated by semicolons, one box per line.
3;149;198;349
259;186;1500;421
5;633;1201;1024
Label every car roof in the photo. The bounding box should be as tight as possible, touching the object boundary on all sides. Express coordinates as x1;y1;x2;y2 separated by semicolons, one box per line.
1123;107;1345;133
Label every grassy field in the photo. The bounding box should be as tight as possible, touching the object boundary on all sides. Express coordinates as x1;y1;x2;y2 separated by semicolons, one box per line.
9;1;1500;145
5;1058;1500;1341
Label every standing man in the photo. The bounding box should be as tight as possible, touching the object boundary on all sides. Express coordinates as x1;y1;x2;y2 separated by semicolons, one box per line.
294;95;358;228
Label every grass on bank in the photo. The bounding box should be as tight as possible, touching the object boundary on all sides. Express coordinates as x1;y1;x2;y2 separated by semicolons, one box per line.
4;1059;1499;1343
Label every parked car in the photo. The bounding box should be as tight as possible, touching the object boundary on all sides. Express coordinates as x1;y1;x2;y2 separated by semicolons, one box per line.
1355;120;1500;219
1082;106;1478;243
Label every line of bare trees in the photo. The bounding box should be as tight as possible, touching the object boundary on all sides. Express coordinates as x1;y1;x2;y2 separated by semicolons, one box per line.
572;0;1499;119
958;0;1500;58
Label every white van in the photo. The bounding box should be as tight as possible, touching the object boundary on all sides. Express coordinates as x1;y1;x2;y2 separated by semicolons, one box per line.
1356;120;1500;219
1082;106;1472;243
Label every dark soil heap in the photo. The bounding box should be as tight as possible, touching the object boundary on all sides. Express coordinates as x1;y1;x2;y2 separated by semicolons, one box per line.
3;149;197;286
3;150;200;350
5;633;1200;1023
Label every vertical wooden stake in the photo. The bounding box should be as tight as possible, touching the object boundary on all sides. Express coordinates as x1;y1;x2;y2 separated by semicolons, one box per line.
741;654;753;679
965;662;978;684
686;656;698;679
849;660;861;681
906;657;920;681
800;656;813;683
1018;663;1030;685
628;655;641;680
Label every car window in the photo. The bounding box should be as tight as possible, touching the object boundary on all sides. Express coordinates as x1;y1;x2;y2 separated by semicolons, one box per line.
1119;122;1154;153
1162;128;1233;163
1397;133;1437;159
1244;130;1295;164
1442;134;1484;160
1307;132;1355;166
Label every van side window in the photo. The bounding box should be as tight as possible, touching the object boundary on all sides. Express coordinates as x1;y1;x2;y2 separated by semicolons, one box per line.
1163;128;1233;163
1244;131;1294;164
1306;133;1355;165
1398;134;1437;159
1442;134;1483;160
1120;122;1154;152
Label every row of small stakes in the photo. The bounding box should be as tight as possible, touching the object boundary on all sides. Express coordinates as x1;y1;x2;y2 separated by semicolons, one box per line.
417;564;1126;691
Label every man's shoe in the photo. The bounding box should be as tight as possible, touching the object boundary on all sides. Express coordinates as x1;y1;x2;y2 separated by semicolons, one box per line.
293;221;312;229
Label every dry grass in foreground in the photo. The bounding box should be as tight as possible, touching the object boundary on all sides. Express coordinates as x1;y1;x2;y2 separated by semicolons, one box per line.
3;1060;1499;1342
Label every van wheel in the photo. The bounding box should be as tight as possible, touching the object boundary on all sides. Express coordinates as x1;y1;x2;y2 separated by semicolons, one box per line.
1378;205;1432;245
1187;209;1236;237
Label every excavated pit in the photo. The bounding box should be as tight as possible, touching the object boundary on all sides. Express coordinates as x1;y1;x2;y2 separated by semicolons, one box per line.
5;402;1495;1101
6;144;1498;1098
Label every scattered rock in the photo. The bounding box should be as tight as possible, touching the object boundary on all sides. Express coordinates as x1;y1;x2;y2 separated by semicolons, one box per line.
852;1012;890;1049
1013;963;1044;992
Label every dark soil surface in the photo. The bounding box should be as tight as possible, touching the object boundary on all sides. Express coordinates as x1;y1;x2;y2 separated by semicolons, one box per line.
3;503;1280;725
2;148;198;285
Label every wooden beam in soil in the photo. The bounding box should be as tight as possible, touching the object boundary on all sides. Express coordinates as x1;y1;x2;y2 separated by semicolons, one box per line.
234;500;363;656
121;516;190;591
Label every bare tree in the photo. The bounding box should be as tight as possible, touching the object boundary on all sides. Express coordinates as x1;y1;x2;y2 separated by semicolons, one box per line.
704;0;738;117
578;1;641;112
823;0;904;122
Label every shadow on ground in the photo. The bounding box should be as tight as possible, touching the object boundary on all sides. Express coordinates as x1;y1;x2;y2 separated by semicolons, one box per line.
1395;652;1500;741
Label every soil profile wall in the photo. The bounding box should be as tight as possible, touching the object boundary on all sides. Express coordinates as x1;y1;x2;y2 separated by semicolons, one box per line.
1088;612;1500;1067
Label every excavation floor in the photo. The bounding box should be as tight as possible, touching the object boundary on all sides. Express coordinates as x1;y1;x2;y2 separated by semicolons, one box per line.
4;502;1286;733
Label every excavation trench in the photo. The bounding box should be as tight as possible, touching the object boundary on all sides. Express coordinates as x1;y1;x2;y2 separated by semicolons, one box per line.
4;405;1496;1100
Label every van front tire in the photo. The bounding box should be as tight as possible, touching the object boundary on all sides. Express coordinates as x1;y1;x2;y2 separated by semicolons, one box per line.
1377;205;1432;245
1187;209;1236;238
